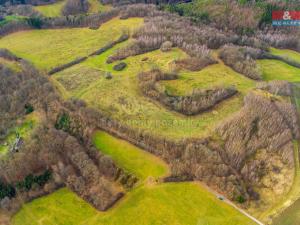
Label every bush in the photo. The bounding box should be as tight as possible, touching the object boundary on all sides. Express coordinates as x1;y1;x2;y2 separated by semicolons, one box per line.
55;113;70;131
236;195;246;203
160;41;172;52
16;170;52;192
0;180;15;200
26;17;43;29
25;103;34;114
105;71;112;79
113;62;127;71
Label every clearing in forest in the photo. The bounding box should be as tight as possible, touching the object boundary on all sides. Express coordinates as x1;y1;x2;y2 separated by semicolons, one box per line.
92;130;169;180
0;112;39;157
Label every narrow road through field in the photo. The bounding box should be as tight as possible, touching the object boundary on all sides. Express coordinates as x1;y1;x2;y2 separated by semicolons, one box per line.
200;183;264;225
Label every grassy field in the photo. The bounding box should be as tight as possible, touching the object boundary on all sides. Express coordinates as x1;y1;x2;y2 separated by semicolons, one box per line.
0;112;39;157
53;44;250;140
161;61;254;96
270;47;300;64
92;130;169;180
34;1;66;17
258;59;300;82
12;131;255;225
0;18;143;72
12;183;256;225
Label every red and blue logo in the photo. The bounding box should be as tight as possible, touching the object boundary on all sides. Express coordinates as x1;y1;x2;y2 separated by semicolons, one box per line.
272;11;300;26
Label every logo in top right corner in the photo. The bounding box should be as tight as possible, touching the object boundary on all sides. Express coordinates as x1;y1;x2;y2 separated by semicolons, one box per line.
272;10;300;26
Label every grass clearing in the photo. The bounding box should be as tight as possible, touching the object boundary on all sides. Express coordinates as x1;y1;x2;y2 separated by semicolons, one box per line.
92;130;169;180
270;47;300;64
12;183;256;225
34;1;66;17
0;18;143;71
0;15;25;26
53;45;249;140
161;63;254;96
258;59;300;82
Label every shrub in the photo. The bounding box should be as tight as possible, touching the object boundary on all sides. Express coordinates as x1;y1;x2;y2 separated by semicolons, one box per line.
105;71;112;79
55;113;71;131
16;170;52;192
160;41;172;52
0;180;15;200
25;103;34;114
113;62;127;71
236;195;246;203
26;17;43;29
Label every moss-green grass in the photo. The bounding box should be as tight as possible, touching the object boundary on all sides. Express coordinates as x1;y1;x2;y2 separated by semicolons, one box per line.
0;18;143;72
53;45;249;140
92;130;169;180
34;1;66;17
161;63;254;96
270;47;300;64
0;15;25;26
258;59;300;82
12;183;256;225
0;112;39;156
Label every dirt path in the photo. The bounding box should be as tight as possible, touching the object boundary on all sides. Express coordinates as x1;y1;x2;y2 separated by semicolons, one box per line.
199;182;264;225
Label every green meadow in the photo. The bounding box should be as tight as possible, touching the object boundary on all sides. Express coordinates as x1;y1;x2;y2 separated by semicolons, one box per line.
258;59;300;82
92;130;169;180
12;183;256;225
270;47;300;64
0;15;25;26
0;18;143;72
